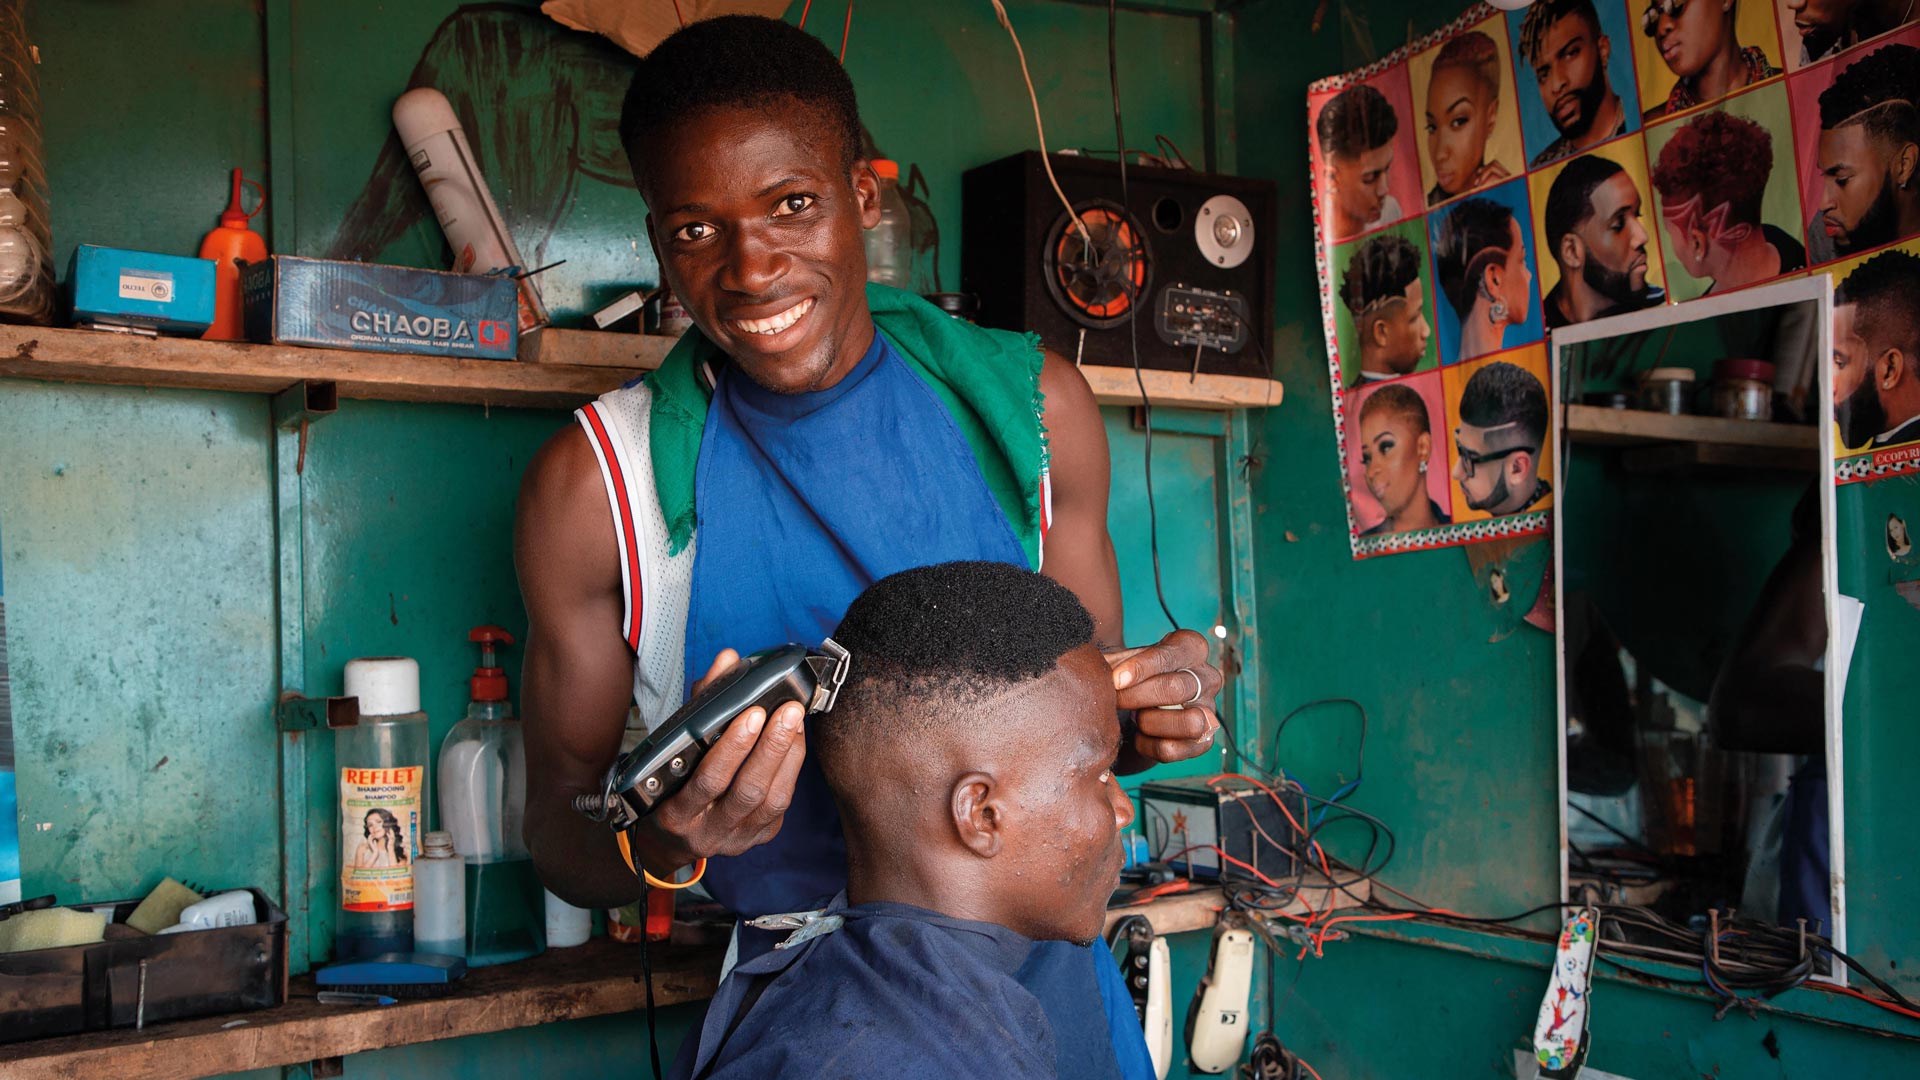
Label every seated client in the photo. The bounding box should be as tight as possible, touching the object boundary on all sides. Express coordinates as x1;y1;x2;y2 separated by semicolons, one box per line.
675;560;1143;1080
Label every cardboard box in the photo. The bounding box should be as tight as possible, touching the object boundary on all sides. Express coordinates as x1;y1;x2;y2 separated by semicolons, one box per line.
68;244;217;335
242;255;518;360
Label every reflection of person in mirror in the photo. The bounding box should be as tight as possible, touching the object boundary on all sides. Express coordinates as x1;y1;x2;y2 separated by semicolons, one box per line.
1544;154;1667;327
1436;198;1534;361
1319;84;1405;240
1784;0;1909;66
1709;487;1829;933
1340;235;1433;386
1425;33;1514;204
1810;45;1920;263
1833;249;1920;448
354;808;407;870
1652;112;1806;294
1453;361;1552;515
1358;386;1450;535
1521;0;1629;166
1641;0;1781;120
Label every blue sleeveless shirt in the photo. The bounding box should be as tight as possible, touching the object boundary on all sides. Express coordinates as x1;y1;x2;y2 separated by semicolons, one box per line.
685;330;1031;918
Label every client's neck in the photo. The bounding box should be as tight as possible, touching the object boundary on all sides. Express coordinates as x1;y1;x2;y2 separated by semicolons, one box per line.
845;839;1015;932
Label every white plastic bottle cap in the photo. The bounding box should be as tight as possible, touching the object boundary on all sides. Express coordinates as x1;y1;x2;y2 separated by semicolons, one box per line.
344;656;421;716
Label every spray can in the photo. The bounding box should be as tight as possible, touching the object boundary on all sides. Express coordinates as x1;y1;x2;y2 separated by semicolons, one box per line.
391;87;548;336
335;657;431;959
196;168;267;341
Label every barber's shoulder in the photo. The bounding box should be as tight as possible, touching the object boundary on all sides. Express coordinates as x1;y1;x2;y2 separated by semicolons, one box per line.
516;423;621;591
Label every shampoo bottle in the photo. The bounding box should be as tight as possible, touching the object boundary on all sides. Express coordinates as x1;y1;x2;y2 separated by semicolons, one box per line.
336;657;430;958
438;626;544;966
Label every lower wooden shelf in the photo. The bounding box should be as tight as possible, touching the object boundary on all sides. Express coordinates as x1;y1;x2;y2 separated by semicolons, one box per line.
0;874;1352;1079
0;938;725;1080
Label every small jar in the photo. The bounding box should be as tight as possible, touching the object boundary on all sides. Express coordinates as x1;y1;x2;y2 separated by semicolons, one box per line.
1637;368;1696;415
1582;391;1632;410
1712;358;1775;421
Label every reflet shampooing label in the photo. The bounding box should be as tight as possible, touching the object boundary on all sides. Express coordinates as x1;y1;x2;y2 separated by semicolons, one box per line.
340;765;423;912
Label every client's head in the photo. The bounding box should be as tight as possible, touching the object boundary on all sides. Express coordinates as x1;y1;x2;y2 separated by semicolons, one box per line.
818;561;1133;945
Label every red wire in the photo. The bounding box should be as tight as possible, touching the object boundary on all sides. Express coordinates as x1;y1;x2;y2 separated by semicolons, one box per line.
671;0;685;28
839;0;853;62
798;0;813;28
1297;1057;1326;1080
1832;984;1920;1022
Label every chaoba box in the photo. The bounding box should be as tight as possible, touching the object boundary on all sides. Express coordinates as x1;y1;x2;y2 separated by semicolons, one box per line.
242;255;518;360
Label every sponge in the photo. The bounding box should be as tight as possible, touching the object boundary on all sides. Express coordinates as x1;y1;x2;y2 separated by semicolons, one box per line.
126;877;203;934
0;907;109;953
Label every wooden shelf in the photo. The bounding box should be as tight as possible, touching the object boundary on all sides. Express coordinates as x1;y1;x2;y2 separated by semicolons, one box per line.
0;324;1281;413
0;873;1353;1080
0;938;725;1080
1564;403;1819;451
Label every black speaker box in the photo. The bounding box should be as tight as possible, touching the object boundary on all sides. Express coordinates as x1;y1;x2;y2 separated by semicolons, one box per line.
961;151;1275;380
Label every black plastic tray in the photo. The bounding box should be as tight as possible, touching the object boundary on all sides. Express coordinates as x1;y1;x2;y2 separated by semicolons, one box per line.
0;886;288;1043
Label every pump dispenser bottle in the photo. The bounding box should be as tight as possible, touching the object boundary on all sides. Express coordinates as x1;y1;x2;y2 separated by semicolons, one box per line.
438;626;544;966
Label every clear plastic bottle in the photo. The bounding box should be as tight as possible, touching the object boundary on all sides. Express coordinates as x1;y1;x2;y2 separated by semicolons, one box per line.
438;626;545;966
863;159;911;289
414;831;466;958
336;657;431;959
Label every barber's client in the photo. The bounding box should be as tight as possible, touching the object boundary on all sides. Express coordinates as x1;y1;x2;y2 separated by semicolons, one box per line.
676;561;1142;1080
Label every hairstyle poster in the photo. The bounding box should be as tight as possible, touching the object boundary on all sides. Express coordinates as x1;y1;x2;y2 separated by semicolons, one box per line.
1313;0;1920;558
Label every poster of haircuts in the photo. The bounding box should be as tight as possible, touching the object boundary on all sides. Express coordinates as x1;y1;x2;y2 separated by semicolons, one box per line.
1313;0;1920;557
0;519;19;906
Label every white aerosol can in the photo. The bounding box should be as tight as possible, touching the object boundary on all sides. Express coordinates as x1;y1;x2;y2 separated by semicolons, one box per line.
392;87;548;335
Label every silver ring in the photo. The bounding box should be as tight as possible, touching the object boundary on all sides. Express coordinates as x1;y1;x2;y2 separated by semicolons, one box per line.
1178;667;1204;706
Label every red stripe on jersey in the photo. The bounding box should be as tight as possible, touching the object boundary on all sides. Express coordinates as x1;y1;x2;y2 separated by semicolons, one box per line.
582;406;644;649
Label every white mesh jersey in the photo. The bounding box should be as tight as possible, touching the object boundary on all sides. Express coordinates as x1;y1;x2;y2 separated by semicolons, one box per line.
574;380;693;729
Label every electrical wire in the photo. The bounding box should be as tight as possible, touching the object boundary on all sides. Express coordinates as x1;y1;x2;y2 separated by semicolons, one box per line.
839;0;854;63
988;1;1089;246
1106;0;1179;632
798;0;813;28
670;0;685;29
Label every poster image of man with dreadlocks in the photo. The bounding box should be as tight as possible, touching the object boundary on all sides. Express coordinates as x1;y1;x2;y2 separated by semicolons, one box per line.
1509;0;1644;167
1790;38;1920;265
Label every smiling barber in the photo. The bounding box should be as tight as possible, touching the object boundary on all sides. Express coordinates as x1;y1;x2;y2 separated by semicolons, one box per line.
514;14;1220;1072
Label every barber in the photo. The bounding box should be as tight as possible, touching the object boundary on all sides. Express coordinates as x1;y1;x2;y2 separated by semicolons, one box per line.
516;15;1220;963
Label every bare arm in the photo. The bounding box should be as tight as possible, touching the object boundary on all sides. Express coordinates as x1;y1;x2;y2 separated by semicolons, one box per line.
517;425;652;908
1038;352;1222;773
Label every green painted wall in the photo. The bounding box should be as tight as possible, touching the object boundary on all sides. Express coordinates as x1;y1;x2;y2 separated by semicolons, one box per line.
1233;0;1920;1076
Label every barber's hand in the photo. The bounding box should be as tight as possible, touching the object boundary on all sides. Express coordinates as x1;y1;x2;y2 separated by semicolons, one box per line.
1106;629;1223;765
631;648;808;875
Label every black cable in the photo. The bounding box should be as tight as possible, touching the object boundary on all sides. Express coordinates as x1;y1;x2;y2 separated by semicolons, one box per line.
1108;0;1179;632
639;887;662;1080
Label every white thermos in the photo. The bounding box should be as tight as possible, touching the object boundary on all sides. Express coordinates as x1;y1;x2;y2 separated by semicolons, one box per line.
391;87;549;335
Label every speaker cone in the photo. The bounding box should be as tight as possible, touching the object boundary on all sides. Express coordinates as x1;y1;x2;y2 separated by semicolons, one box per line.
1042;200;1152;330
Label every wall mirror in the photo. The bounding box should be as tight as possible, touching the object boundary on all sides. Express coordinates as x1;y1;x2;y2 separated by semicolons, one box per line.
1550;277;1844;979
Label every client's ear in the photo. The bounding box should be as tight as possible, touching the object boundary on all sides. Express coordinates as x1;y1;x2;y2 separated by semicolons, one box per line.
951;771;1005;858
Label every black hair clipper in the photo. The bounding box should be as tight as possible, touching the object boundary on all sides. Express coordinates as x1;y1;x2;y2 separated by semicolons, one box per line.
574;639;851;831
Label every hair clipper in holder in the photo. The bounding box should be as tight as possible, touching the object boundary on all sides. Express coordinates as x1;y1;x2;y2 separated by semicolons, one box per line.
576;640;851;830
1109;915;1174;1079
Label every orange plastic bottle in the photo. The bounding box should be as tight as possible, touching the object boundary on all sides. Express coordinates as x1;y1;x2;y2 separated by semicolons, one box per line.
197;168;267;341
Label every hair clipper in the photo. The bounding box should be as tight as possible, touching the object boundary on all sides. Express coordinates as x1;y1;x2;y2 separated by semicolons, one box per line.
575;639;851;831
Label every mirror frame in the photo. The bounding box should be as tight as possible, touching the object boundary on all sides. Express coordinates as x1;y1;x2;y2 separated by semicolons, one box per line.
1548;276;1845;981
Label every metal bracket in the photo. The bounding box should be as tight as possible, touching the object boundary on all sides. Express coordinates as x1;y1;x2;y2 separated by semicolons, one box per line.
271;380;337;431
274;693;359;732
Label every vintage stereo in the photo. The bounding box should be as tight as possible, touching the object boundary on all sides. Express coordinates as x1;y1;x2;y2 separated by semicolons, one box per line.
961;151;1275;380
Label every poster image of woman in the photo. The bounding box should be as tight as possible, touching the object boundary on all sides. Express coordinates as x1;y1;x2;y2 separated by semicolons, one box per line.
1424;31;1517;204
353;808;408;870
1433;187;1542;363
1640;0;1783;119
1354;382;1453;535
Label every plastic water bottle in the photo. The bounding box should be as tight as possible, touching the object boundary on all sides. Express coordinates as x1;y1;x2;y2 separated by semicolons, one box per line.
864;159;911;289
414;831;466;957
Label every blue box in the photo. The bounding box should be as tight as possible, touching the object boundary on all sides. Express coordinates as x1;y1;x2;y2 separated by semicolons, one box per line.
242;255;518;360
68;245;217;335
